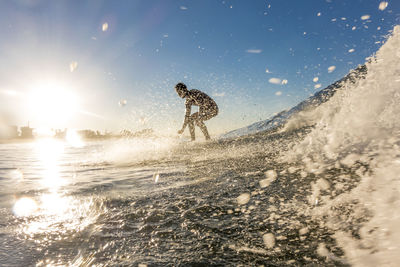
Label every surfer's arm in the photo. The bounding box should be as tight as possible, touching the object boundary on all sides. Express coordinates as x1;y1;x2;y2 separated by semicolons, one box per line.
178;103;192;133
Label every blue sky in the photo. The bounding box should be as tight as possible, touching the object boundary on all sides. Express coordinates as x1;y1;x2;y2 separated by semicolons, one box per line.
0;0;399;135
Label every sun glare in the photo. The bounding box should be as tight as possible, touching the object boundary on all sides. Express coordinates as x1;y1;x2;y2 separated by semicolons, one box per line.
13;197;38;217
66;129;84;147
28;82;79;127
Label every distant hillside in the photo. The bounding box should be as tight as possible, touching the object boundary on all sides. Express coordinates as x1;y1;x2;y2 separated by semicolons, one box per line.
220;65;367;139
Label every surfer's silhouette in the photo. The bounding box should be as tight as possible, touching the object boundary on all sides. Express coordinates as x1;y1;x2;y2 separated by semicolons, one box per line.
175;83;218;141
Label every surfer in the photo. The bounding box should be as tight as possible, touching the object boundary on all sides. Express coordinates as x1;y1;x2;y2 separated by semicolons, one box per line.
175;83;218;141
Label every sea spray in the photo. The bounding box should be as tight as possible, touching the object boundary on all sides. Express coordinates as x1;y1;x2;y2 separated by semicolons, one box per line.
99;137;176;165
283;25;400;266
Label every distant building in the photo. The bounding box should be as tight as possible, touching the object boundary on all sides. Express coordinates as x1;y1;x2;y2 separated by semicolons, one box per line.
78;129;97;139
20;125;34;139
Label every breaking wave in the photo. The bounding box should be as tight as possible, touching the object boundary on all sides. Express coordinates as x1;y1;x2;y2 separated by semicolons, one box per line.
284;25;400;266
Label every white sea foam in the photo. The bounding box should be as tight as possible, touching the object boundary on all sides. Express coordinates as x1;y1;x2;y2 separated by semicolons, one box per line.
285;25;400;266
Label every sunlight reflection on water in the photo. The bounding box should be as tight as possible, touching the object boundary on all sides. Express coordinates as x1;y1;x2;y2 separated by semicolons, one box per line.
13;197;38;217
19;194;99;237
34;138;66;191
12;138;100;241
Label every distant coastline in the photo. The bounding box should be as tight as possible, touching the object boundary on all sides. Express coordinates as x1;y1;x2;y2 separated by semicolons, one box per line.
0;128;156;144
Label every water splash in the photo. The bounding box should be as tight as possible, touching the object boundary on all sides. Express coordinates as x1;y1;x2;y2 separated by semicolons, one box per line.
284;25;400;266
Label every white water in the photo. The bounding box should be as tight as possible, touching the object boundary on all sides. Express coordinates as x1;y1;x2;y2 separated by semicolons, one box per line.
286;25;400;266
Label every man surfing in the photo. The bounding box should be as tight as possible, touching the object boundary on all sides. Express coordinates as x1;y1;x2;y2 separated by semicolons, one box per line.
175;83;218;141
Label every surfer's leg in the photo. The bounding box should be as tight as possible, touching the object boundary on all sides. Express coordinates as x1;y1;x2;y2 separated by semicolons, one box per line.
196;120;210;140
196;107;217;140
188;113;197;141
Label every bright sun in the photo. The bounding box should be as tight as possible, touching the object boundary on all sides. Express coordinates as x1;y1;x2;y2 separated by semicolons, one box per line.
28;82;79;127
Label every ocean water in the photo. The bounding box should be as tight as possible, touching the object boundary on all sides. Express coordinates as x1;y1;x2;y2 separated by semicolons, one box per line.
1;26;400;267
2;127;354;266
1;132;322;266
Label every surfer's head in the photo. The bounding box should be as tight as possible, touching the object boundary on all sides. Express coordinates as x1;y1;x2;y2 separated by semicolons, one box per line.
175;83;188;98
